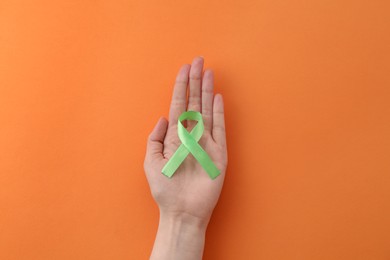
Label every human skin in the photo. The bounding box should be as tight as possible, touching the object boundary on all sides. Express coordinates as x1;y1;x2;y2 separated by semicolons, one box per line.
143;56;228;260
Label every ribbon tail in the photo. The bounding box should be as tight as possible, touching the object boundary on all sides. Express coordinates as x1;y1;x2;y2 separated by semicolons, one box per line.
185;138;221;179
161;144;190;178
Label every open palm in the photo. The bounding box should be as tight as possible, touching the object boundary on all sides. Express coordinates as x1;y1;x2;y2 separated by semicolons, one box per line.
144;56;228;224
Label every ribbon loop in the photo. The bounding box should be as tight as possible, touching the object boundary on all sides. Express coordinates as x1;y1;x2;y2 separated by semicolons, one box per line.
162;111;221;179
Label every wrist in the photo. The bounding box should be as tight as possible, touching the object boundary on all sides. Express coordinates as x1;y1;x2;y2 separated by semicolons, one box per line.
159;209;210;232
150;210;208;260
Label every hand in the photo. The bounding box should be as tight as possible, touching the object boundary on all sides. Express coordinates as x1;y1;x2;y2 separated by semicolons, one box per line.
144;56;228;226
144;56;228;260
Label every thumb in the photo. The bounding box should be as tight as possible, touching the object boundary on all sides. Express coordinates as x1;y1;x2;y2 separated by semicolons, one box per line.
146;117;168;162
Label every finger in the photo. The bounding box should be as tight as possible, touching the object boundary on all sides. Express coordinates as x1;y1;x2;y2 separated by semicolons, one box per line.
146;117;169;162
169;64;190;127
212;94;226;147
201;69;214;133
187;56;204;114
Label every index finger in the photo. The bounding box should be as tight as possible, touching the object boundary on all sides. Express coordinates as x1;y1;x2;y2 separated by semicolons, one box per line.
168;64;190;126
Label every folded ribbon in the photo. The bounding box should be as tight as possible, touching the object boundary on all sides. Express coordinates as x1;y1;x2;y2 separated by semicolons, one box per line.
162;111;221;179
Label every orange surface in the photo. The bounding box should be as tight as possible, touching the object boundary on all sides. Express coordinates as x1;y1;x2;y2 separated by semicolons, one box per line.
1;1;389;259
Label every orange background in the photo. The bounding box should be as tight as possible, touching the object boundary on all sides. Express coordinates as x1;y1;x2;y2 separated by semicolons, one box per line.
1;0;389;259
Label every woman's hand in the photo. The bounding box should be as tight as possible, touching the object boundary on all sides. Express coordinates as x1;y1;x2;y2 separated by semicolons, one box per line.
144;56;228;259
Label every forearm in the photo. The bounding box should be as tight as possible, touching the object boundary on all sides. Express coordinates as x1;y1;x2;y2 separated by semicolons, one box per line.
150;210;208;260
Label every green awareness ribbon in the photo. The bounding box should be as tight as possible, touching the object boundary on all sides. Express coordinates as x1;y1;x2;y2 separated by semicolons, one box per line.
162;111;221;180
